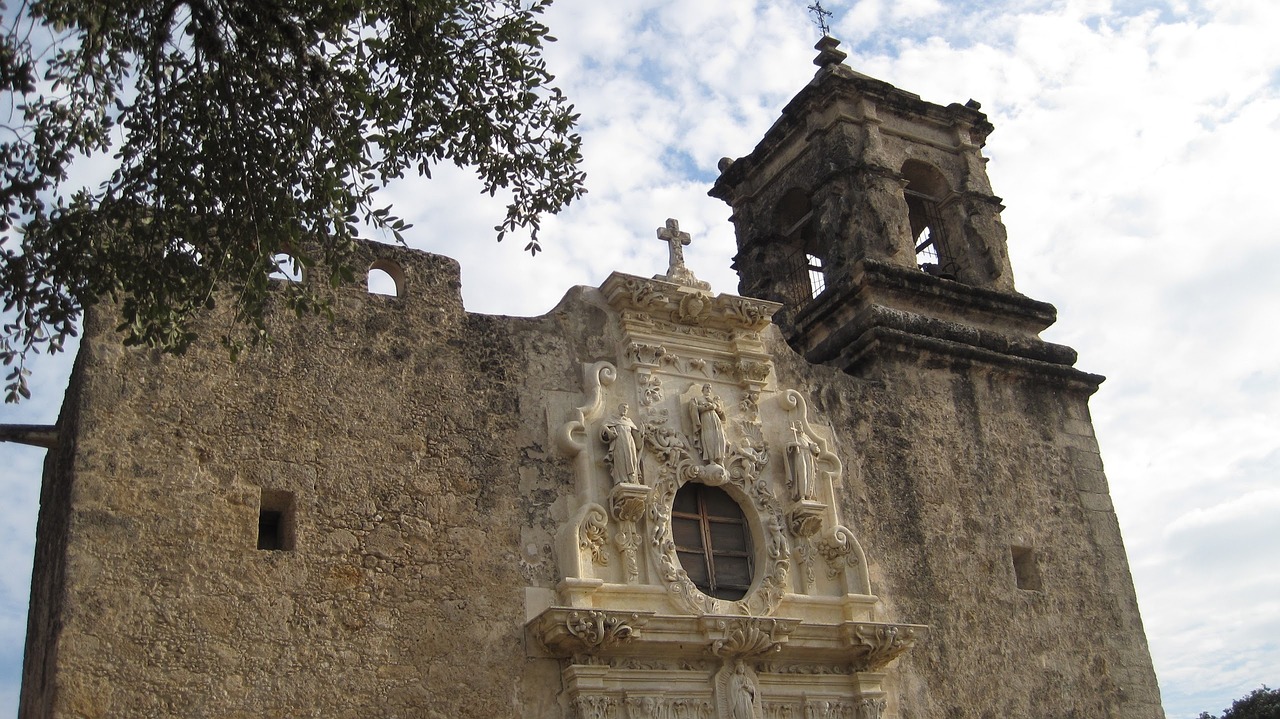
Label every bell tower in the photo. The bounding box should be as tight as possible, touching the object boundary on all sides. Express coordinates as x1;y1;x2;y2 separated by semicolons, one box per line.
711;36;1166;719
710;37;1064;372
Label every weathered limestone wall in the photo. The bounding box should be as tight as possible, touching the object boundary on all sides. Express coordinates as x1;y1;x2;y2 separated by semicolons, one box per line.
19;244;588;717
767;339;1164;717
22;241;1161;717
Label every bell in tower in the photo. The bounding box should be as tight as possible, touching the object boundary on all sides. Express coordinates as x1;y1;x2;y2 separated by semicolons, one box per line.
710;37;1068;373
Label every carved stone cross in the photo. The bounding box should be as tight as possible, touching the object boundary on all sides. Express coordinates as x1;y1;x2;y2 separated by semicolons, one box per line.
657;218;691;275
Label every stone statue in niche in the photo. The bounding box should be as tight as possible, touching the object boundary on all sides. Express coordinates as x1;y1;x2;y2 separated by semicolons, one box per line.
730;663;757;719
601;403;642;485
689;383;729;465
717;660;762;719
785;422;821;502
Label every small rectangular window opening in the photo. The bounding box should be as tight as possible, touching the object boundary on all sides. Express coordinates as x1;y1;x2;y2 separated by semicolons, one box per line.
1011;545;1042;591
258;489;296;551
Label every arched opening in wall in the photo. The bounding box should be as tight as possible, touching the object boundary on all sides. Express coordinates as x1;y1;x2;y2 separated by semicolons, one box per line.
672;482;754;600
806;254;825;297
774;188;824;307
269;252;302;282
901;160;957;279
367;259;405;297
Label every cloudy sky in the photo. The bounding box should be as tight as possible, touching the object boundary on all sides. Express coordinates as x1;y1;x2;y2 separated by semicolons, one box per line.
2;0;1278;716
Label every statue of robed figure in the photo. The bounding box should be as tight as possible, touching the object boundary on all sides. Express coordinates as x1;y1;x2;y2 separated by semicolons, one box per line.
688;384;728;465
601;403;643;485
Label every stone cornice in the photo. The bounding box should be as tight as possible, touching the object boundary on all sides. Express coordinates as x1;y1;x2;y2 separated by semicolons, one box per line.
600;272;781;334
711;66;992;203
527;608;926;672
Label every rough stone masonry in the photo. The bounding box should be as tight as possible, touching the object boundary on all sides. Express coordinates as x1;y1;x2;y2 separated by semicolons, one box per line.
14;38;1164;719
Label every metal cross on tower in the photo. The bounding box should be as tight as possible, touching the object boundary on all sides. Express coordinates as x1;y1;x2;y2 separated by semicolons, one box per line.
807;1;833;37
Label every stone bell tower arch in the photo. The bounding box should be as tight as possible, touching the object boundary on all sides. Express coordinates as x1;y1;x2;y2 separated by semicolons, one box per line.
710;37;1023;368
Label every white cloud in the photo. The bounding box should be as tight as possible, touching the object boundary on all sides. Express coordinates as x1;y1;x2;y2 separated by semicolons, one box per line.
890;0;943;21
2;1;1279;717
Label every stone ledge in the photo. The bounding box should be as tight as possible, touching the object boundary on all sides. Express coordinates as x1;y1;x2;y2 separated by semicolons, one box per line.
837;326;1105;391
526;607;926;671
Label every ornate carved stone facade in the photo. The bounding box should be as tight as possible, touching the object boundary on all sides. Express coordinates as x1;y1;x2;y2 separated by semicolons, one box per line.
536;247;918;717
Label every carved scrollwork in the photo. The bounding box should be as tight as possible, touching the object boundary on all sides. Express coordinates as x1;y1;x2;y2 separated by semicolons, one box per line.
803;700;855;719
609;657;710;671
763;704;800;719
624;696;716;719
711;359;773;385
856;698;887;719
557;363;617;456
530;608;657;659
849;623;920;670
581;505;610;566
610;483;650;584
640;373;664;406
575;695;616;719
630;342;669;367
623;278;668;309
566;610;647;652
718;297;776;329
621;309;654;324
757;662;854;675
815;525;858;578
737;360;772;384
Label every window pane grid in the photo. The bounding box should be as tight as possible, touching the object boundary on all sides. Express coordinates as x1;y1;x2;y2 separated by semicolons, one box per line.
672;483;754;600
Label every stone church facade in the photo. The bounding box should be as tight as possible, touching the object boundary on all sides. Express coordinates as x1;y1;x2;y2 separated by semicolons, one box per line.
17;40;1164;718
